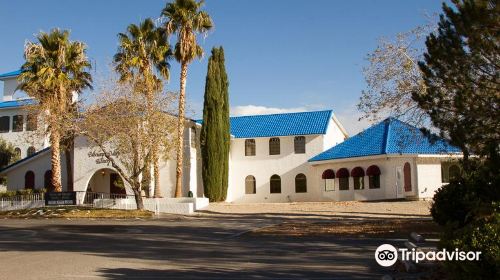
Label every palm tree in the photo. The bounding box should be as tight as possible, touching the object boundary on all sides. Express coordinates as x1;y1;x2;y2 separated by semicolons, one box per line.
161;0;213;197
18;29;92;192
114;18;171;198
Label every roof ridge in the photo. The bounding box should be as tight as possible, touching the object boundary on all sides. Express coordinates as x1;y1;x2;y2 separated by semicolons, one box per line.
382;118;391;154
229;109;333;119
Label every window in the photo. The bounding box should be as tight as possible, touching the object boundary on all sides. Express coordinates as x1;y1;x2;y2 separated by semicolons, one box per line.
404;162;412;192
25;171;35;189
294;136;306;154
367;165;381;189
351;167;365;190
441;162;460;183
337;168;349;190
12;115;23;132
245;175;256;194
322;169;335;191
14;147;21;159
295;173;307;193
26;114;37;131
270;174;281;193
0;116;10;133
245;139;256;156
269;138;280;155
44;170;54;192
27;146;36;157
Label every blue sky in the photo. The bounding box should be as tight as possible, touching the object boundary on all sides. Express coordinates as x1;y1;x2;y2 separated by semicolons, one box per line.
0;0;444;134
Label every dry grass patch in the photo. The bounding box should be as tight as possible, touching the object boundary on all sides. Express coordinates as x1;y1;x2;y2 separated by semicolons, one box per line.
0;207;153;219
253;218;441;238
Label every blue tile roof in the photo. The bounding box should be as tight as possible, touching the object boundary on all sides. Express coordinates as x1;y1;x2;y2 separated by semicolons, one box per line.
0;99;35;109
309;118;461;162
197;110;333;138
0;70;21;79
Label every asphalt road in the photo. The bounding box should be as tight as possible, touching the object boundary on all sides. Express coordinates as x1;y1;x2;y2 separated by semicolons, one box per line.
0;213;403;279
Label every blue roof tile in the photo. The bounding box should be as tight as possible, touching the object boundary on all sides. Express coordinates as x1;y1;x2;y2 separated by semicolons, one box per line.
309;118;461;162
0;70;21;79
197;110;333;138
0;99;35;109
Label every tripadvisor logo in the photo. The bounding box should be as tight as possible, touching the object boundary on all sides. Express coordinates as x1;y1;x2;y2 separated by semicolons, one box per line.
375;244;482;266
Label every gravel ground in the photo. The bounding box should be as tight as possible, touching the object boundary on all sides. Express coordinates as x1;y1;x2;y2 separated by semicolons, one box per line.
203;200;432;219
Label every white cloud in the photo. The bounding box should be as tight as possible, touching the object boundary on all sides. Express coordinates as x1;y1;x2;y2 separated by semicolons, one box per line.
231;105;309;116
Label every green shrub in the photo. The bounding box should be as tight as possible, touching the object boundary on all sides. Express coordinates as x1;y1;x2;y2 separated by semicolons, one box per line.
440;203;500;279
431;180;477;228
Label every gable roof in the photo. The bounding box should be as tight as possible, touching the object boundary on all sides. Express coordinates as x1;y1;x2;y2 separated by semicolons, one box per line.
309;118;461;162
196;110;334;138
0;147;50;174
0;99;36;109
0;70;21;80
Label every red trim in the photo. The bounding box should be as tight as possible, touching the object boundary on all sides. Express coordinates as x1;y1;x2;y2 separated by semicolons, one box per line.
366;165;381;176
336;168;349;178
322;169;335;179
351;167;365;177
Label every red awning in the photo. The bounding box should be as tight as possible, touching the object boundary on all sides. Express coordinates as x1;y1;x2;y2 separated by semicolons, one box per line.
351;167;365;177
336;168;349;178
367;165;381;176
322;169;335;179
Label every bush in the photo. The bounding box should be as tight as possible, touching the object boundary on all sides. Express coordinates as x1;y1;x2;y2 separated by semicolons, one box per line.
431;180;477;228
440;203;500;279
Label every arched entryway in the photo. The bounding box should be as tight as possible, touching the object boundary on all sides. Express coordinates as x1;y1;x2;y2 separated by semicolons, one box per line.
86;168;126;195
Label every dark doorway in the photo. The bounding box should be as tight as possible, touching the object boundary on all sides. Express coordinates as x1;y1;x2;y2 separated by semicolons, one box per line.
25;171;35;189
44;170;54;192
110;173;126;194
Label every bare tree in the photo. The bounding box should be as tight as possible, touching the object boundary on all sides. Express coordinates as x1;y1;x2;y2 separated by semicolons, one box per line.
358;22;436;126
76;78;176;209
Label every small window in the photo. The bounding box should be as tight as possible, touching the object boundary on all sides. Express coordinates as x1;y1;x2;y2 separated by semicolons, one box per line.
25;171;35;189
0;116;10;133
26;114;37;131
245;175;256;194
322;169;335;191
294;136;306;154
245;139;256;156
269;138;280;155
295;173;307;193
12;115;24;132
270;174;281;193
27;146;36;157
404;162;412;192
351;167;365;190
337;168;349;191
14;147;21;159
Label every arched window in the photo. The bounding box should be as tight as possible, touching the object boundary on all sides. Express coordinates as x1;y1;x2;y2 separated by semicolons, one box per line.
404;162;412;192
322;169;335;191
0;116;10;133
269;138;280;155
351;167;365;190
245;139;256;156
14;147;21;159
27;146;36;157
336;168;349;191
245;175;256;194
25;171;35;189
449;165;460;181
294;136;306;154
44;170;54;192
12;115;24;132
270;174;281;193
367;165;381;189
295;173;307;193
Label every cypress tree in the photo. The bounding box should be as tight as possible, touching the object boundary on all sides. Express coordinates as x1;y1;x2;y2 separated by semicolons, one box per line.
201;47;230;202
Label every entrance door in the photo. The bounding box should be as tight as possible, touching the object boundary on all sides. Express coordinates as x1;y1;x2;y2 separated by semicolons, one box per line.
395;166;404;198
110;173;126;195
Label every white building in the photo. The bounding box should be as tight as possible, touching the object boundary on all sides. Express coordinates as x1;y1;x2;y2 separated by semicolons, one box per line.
0;70;461;202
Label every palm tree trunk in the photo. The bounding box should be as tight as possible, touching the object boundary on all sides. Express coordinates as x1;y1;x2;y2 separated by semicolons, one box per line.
64;140;73;191
153;147;162;198
175;62;188;198
50;129;62;192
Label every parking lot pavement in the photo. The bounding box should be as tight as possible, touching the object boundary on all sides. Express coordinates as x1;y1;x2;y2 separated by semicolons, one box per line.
0;213;401;279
